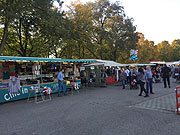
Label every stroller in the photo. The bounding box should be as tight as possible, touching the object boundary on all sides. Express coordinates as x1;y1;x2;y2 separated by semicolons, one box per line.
130;72;139;89
130;79;138;89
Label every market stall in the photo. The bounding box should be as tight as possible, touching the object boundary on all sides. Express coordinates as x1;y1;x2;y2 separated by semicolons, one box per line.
0;56;95;103
93;60;127;85
82;63;106;87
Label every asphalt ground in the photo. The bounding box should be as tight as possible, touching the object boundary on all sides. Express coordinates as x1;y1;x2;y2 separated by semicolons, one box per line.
1;78;180;135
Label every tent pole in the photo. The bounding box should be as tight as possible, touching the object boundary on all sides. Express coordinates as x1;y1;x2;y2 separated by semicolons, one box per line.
40;62;43;84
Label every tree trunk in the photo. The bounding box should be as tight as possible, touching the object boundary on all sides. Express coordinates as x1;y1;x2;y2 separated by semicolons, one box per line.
18;18;24;56
99;37;103;59
54;48;58;58
113;49;117;61
82;47;85;58
86;47;99;59
0;17;9;55
78;43;81;59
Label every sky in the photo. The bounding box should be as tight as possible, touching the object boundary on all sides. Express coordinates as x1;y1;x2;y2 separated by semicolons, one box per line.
58;0;180;44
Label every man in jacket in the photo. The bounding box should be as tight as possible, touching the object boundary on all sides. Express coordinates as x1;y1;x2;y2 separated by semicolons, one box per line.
161;64;171;88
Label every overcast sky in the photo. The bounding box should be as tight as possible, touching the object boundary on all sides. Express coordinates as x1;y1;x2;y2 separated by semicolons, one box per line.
57;0;180;44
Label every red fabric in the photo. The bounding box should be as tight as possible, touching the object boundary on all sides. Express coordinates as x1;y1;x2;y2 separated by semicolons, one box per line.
10;72;18;77
106;75;118;85
152;71;155;75
2;67;9;72
5;62;14;66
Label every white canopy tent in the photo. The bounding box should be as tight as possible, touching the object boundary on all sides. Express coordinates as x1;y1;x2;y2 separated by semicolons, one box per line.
126;63;156;67
94;60;127;67
150;61;166;64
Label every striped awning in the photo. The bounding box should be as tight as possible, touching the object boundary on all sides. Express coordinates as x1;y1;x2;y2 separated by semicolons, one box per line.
0;56;95;63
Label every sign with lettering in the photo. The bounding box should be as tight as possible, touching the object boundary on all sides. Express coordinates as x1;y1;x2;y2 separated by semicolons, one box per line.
0;82;59;103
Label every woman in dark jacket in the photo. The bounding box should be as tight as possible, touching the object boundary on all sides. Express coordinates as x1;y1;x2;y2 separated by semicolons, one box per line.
137;68;149;97
120;69;127;89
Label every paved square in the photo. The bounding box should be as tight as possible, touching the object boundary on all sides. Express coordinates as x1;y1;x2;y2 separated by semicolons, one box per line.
133;92;176;113
1;79;180;135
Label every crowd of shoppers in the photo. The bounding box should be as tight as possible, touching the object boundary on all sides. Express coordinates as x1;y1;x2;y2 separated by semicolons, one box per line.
119;64;172;98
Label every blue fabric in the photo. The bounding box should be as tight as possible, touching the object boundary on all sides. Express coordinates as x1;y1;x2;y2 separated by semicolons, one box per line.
146;79;153;93
122;79;125;89
57;72;63;81
0;56;95;63
145;70;152;79
58;81;65;96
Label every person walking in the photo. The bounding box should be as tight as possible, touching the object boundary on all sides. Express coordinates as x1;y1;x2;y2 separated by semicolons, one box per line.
124;68;130;84
57;69;65;96
137;68;149;97
145;66;154;94
120;69;127;89
161;64;171;88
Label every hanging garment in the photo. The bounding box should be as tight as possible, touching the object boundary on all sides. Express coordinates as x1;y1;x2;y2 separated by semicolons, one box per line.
0;63;2;70
115;69;121;81
8;77;21;93
3;72;10;80
9;65;15;72
0;72;3;79
32;64;40;75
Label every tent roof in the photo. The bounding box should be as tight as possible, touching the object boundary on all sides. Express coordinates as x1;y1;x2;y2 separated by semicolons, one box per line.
94;60;127;67
150;61;166;64
127;63;156;66
0;56;95;63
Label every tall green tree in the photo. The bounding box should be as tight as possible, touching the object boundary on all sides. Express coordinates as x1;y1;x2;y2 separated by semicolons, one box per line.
66;0;98;59
106;14;137;62
171;39;180;61
91;0;137;61
0;0;28;55
1;0;66;57
136;33;158;63
66;0;138;61
157;41;173;61
91;0;114;59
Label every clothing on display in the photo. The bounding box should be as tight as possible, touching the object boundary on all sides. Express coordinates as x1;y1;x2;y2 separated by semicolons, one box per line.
0;81;8;88
8;76;21;93
115;69;121;81
0;72;3;79
3;67;9;72
3;72;10;80
0;63;2;70
52;63;57;69
1;62;15;80
9;65;15;72
32;64;40;75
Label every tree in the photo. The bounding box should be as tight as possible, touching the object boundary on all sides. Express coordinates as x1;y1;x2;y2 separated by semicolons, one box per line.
106;15;137;62
136;33;158;63
91;0;138;61
91;0;114;59
157;41;173;61
1;0;66;57
171;39;180;61
66;0;138;61
0;0;28;55
66;0;98;59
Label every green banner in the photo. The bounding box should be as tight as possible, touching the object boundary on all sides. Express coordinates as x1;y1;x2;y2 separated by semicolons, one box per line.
0;80;81;103
0;82;59;103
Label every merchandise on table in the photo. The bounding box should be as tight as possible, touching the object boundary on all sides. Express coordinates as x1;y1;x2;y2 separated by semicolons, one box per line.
0;56;95;103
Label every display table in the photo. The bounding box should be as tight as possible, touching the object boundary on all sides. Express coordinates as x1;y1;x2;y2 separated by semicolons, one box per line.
0;82;58;103
0;80;81;103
